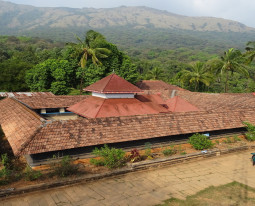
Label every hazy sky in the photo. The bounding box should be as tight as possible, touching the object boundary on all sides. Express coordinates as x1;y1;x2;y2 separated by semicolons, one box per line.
5;0;255;27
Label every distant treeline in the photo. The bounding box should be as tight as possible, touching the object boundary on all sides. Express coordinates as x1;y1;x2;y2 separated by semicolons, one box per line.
0;30;255;94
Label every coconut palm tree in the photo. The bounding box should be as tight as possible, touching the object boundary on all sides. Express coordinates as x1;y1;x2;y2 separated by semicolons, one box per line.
245;41;255;64
72;30;111;94
147;67;165;80
216;48;248;93
179;61;213;92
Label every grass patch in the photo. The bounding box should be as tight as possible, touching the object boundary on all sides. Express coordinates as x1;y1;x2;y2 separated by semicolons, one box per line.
157;181;255;206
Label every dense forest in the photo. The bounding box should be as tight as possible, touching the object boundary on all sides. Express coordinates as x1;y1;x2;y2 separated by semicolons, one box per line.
0;30;255;94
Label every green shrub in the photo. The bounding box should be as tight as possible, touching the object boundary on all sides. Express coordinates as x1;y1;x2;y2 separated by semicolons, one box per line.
181;151;187;155
224;137;232;144
215;140;220;145
144;142;152;158
233;135;241;142
24;165;42;181
188;133;214;150
243;122;255;141
162;146;176;156
90;145;126;169
52;156;78;177
0;154;11;179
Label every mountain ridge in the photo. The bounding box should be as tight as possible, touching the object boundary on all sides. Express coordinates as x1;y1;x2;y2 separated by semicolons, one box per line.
0;0;254;33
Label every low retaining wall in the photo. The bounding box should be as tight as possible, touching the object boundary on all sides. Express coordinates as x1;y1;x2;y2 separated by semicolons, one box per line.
0;145;253;199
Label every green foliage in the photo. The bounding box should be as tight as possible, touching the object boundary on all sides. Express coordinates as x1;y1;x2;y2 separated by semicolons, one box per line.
188;133;214;150
71;30;111;93
90;145;126;169
0;154;11;179
51;156;78;177
223;137;233;144
162;146;176;156
178;61;213;92
144;142;152;158
0;32;255;94
243;122;255;141
233;135;241;142
24;165;42;181
209;48;249;93
0;59;32;91
146;67;165;80
26;59;76;94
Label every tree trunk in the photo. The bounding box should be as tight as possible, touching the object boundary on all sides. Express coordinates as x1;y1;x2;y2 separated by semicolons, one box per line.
79;71;85;95
224;71;229;93
195;81;197;92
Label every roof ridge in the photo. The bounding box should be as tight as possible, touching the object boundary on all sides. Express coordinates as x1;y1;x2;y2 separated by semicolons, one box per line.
173;96;178;111
17;126;43;156
94;98;106;118
102;74;114;93
10;98;44;121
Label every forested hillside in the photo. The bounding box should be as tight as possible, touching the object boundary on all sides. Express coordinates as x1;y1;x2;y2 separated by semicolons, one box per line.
0;32;255;94
0;1;255;94
0;33;139;94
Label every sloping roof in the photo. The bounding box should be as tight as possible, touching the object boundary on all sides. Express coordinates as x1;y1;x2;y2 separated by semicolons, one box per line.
135;94;169;113
15;95;88;109
0;92;55;98
136;80;186;91
0;98;43;155
177;91;255;111
21;109;255;155
67;96;160;118
84;74;143;93
165;96;200;112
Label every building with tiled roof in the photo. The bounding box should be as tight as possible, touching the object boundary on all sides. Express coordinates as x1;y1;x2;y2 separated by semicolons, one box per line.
1;74;255;165
68;74;170;118
0;92;55;98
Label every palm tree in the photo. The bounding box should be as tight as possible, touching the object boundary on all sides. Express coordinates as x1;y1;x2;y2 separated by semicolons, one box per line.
179;61;213;92
147;67;165;80
73;30;111;94
245;41;255;64
216;48;248;93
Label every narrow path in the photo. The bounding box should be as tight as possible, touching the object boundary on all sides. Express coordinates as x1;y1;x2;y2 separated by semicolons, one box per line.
1;150;255;206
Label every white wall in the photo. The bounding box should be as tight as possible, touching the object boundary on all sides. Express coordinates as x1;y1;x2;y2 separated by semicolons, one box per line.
92;92;134;99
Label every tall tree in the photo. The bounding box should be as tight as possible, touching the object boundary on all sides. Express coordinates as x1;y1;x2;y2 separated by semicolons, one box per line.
72;30;111;94
216;48;248;93
178;61;213;92
245;41;255;64
147;67;165;80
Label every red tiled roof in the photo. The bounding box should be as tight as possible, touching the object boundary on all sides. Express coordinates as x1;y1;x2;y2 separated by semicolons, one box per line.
165;96;200;112
20;109;255;155
136;80;187;91
15;95;88;109
67;96;160;118
0;98;43;155
0;92;55;98
84;74;143;93
135;94;169;113
177;91;255;111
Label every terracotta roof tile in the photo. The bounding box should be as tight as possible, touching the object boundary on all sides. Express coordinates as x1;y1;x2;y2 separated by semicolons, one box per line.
136;80;187;91
177;91;255;111
165;96;200;112
15;95;88;109
67;96;160;118
0;98;43;155
84;74;143;93
0;92;55;98
21;109;255;155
